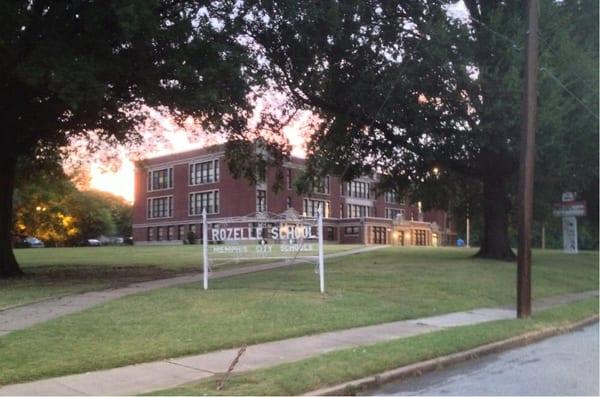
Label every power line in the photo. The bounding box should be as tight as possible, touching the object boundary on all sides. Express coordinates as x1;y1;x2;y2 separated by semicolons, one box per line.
539;66;599;121
468;14;599;121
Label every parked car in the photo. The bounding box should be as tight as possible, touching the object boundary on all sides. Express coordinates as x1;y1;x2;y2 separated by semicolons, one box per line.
87;239;102;246
16;236;45;248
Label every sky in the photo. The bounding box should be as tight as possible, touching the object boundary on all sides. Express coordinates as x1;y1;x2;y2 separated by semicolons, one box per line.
87;109;311;203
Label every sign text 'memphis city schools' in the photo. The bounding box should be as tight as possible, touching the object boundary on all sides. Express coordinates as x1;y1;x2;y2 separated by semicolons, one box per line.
210;225;317;241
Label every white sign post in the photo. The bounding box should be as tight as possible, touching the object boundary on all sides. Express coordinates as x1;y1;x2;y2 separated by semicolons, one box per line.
317;205;325;294
202;209;208;290
553;193;586;255
562;216;578;254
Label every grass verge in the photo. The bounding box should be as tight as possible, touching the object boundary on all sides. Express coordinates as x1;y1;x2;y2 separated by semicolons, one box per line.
3;244;362;309
0;248;596;385
149;298;599;396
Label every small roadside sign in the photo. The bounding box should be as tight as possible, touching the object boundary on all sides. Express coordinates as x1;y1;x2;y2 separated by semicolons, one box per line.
552;201;587;217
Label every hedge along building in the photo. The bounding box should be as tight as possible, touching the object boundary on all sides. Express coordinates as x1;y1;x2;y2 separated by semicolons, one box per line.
132;144;455;246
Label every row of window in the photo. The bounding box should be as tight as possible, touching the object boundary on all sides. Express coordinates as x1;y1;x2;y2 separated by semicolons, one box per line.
148;163;404;204
148;160;220;192
148;195;407;220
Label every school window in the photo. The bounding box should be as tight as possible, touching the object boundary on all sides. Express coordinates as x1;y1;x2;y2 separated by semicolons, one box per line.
189;159;219;185
344;226;360;235
385;190;403;204
256;162;266;184
346;181;370;199
147;168;173;191
386;208;405;220
167;226;174;240
256;190;267;212
347;204;372;218
372;226;387;244
312;176;330;194
326;227;335;241
286;196;292;209
147;227;155;241
178;225;185;240
415;230;427;246
189;191;219;215
287;169;293;190
157;227;164;241
147;196;173;219
303;199;330;217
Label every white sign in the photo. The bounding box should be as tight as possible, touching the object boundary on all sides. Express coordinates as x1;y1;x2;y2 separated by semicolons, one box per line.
562;216;578;254
201;208;325;293
553;202;586;217
562;192;575;202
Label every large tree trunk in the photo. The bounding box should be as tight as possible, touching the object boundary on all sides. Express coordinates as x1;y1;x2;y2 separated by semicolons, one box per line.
476;174;516;261
0;154;23;278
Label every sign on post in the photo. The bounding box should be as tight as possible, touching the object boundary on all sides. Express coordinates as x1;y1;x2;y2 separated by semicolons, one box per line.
201;208;325;292
553;193;586;254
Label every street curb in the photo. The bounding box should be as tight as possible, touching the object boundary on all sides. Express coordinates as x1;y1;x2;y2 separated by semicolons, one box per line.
305;314;599;396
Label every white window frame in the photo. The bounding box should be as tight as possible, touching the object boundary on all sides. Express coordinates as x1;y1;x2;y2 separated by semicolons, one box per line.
147;195;174;219
312;176;330;195
189;190;220;216
189;159;220;186
147;167;174;192
256;189;267;212
385;207;405;220
303;198;330;217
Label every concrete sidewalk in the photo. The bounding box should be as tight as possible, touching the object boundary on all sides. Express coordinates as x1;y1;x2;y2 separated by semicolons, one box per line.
0;246;383;336
0;290;596;396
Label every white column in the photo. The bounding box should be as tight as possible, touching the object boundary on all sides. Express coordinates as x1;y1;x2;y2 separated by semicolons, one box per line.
203;209;209;290
318;205;325;294
466;216;470;248
562;216;578;254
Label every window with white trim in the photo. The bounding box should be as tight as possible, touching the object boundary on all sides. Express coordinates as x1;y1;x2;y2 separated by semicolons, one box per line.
346;181;370;199
189;159;219;185
303;199;330;217
256;190;267;212
189;191;219;215
313;176;330;194
347;204;372;218
386;208;405;220
147;196;173;219
147;168;173;191
385;190;403;204
287;169;293;190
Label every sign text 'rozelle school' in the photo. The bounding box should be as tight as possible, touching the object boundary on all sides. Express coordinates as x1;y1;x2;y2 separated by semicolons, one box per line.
209;225;317;242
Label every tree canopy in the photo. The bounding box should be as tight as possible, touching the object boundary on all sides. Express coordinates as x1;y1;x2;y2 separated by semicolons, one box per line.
238;0;598;259
1;0;255;276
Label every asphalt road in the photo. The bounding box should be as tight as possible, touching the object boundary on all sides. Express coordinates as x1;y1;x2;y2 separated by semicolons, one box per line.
370;322;599;396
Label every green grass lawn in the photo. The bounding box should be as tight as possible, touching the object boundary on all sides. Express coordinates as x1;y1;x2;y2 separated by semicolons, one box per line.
150;298;599;396
0;247;597;385
2;244;363;309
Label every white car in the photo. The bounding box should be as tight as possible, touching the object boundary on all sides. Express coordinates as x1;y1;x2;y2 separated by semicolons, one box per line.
87;239;102;246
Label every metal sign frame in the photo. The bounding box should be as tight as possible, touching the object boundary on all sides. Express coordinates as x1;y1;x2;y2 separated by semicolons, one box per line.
201;207;325;293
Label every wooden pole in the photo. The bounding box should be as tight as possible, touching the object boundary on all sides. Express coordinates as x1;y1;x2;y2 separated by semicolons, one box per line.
541;223;546;250
517;0;539;319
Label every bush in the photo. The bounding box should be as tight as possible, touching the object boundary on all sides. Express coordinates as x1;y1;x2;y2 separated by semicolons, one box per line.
187;231;197;245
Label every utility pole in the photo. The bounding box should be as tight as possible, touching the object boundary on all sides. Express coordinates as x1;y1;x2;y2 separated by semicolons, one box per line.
517;0;539;319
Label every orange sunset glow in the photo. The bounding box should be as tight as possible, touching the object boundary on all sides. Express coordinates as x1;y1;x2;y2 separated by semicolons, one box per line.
88;110;311;203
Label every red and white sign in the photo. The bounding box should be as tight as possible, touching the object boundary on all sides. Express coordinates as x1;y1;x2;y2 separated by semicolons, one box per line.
553;201;586;217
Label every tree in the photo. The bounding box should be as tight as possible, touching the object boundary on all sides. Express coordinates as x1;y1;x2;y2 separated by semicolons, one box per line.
1;1;253;277
13;164;132;246
241;0;598;259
